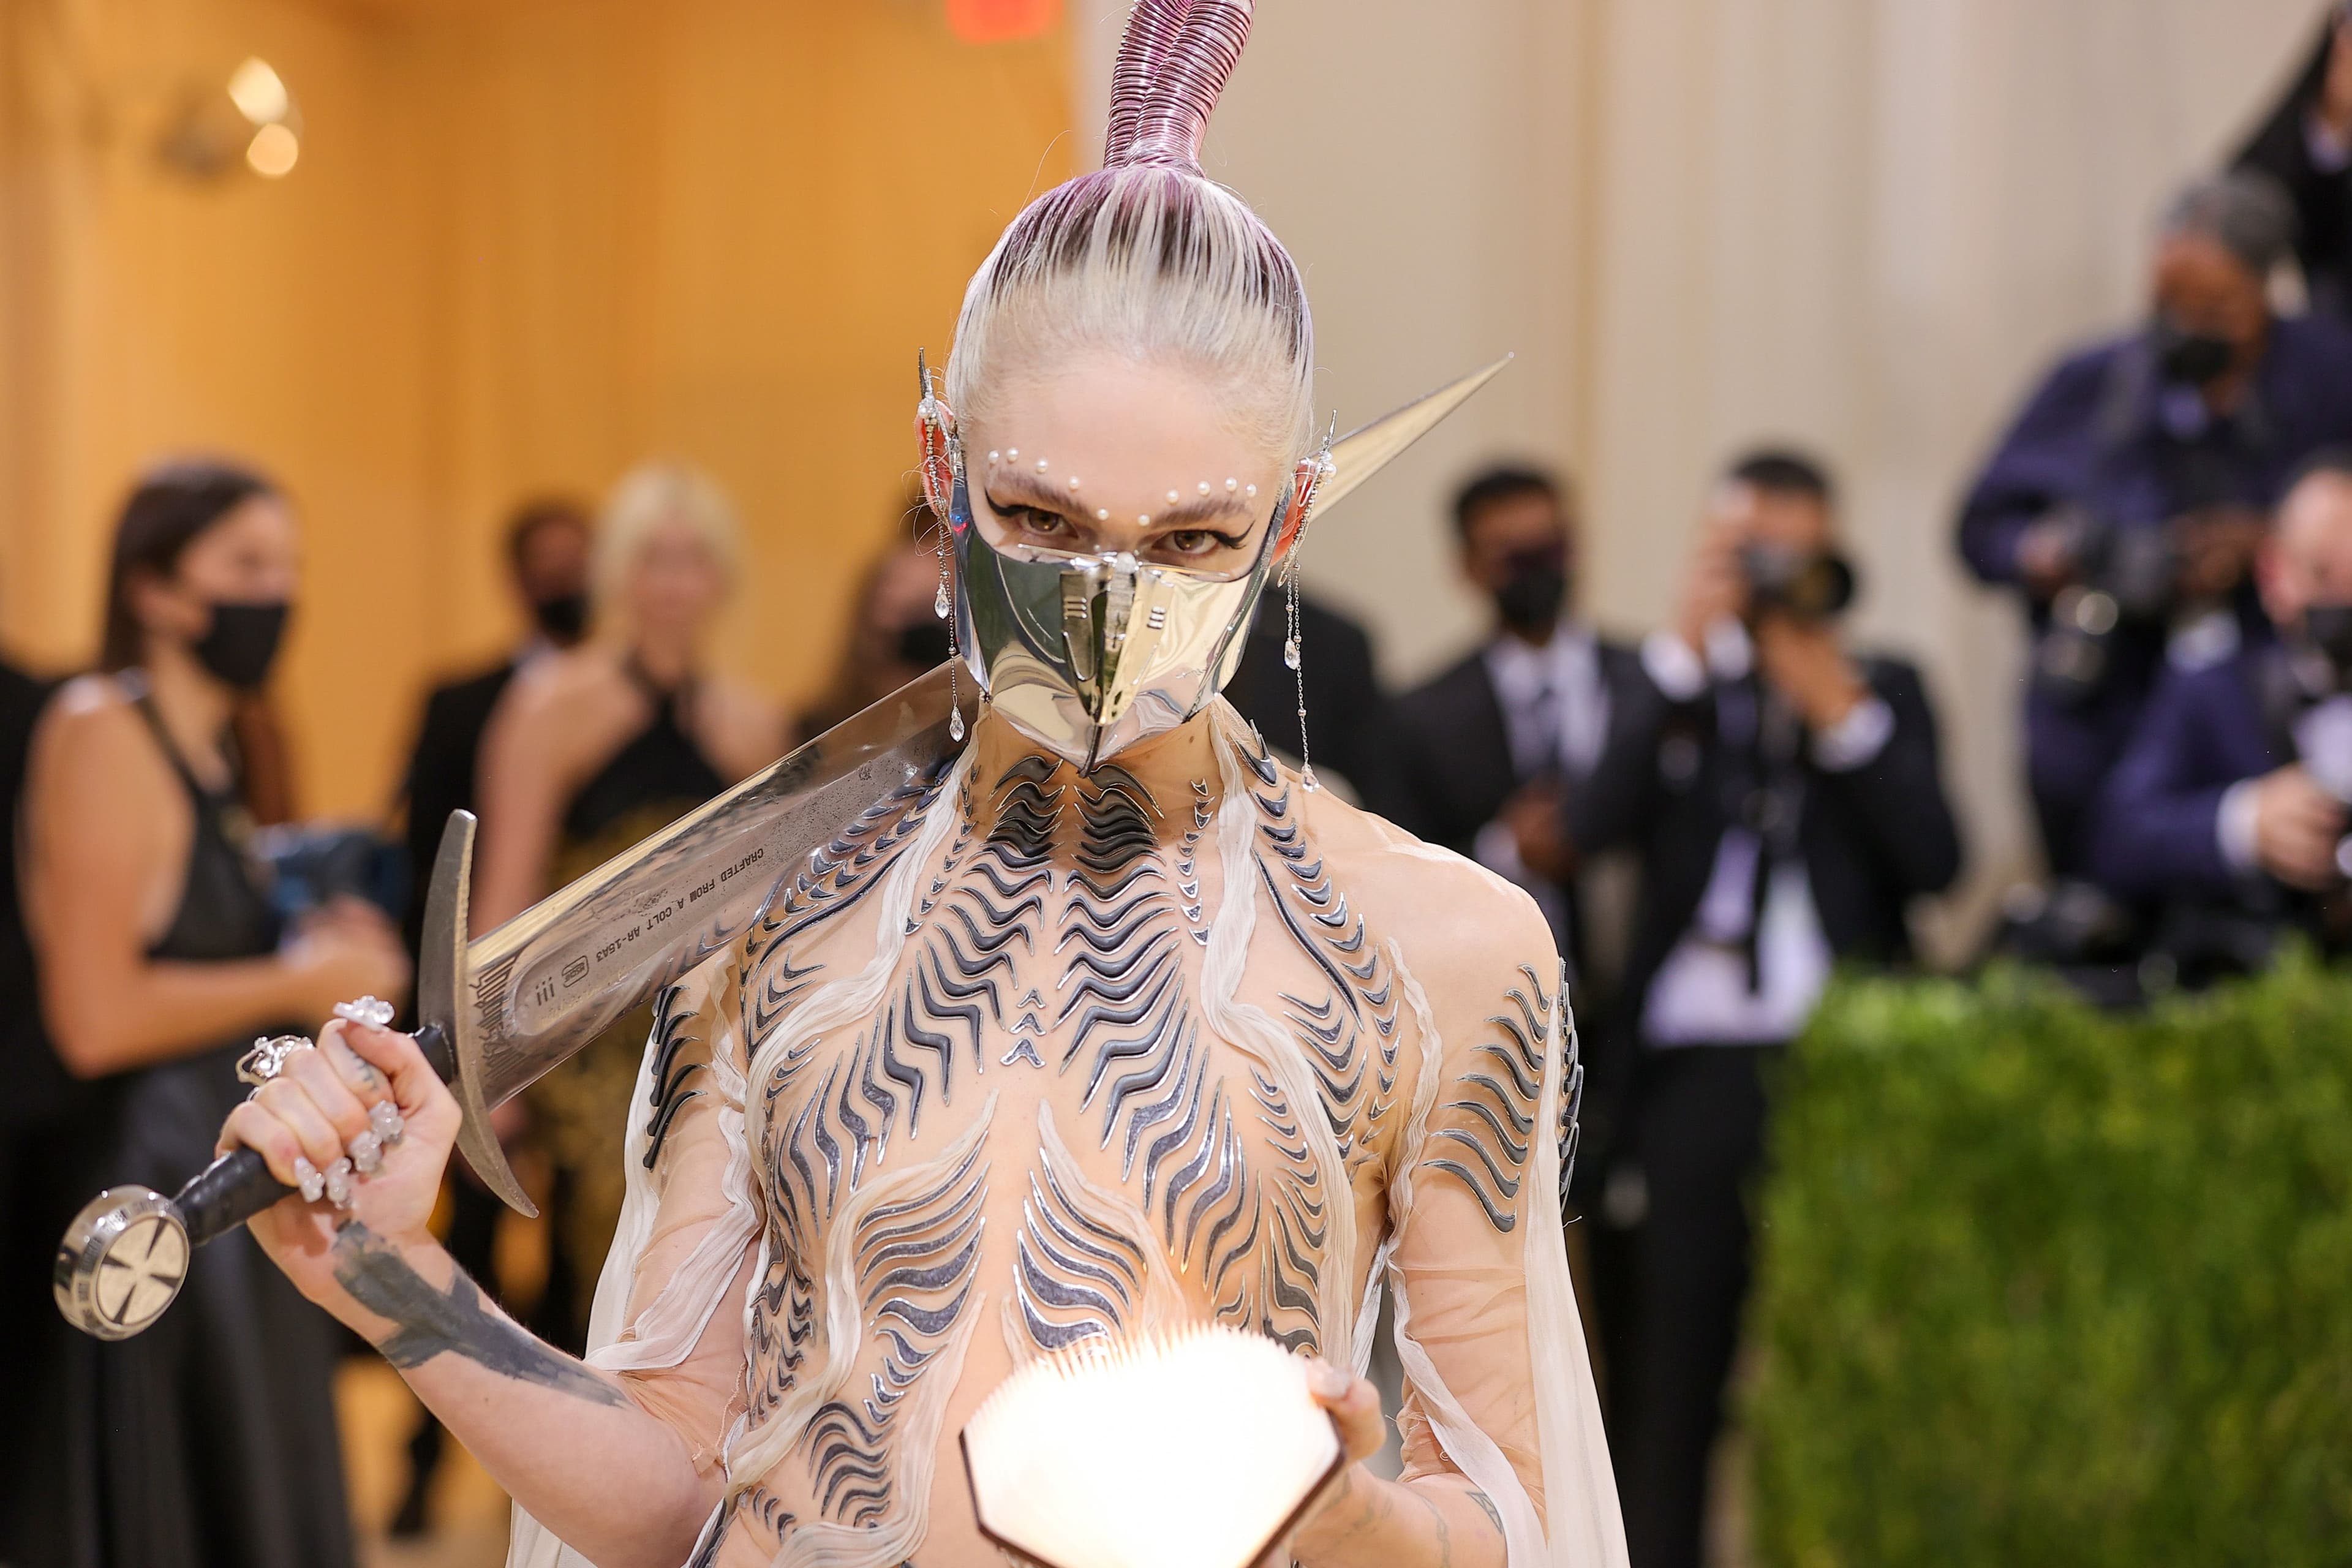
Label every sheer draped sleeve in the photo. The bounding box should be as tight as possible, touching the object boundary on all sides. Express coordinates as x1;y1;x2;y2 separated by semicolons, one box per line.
1385;892;1628;1568
509;949;763;1568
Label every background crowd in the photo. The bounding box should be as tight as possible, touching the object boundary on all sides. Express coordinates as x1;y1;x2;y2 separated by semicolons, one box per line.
4;4;2352;1568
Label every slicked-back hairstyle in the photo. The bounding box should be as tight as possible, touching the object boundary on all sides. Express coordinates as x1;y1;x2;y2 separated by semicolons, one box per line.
1725;446;1837;508
1452;464;1566;543
946;0;1314;467
100;459;279;673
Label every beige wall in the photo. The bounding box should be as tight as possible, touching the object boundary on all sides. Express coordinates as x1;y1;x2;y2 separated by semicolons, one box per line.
1078;0;2330;953
1;0;1071;816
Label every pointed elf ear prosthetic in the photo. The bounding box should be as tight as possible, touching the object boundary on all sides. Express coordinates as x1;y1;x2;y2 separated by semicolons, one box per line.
1275;446;1334;559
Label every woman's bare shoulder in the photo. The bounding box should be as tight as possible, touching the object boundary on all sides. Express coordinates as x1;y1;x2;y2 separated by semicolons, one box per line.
32;676;159;782
1302;785;1558;1009
24;677;180;864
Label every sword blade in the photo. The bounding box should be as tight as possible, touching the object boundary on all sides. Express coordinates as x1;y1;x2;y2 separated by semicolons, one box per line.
449;662;961;1141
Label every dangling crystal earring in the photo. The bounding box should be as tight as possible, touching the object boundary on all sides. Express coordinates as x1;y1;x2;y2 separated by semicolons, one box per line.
1284;551;1314;793
1283;424;1338;794
916;350;967;744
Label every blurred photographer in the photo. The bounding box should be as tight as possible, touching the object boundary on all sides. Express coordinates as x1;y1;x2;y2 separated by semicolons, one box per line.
1574;450;1961;1568
2090;449;2352;974
1957;170;2352;878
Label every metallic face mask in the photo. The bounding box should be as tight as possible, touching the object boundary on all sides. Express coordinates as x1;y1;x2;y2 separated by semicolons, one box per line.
917;353;1515;772
947;466;1302;771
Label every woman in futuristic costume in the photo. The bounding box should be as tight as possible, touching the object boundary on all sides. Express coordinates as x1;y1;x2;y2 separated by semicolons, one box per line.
213;4;1629;1564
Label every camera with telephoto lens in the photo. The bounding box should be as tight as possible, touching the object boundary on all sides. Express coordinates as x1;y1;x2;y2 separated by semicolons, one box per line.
2034;514;2180;707
1739;543;1857;621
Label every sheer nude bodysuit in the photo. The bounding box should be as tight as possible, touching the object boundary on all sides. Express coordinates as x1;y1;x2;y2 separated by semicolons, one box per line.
512;705;1619;1568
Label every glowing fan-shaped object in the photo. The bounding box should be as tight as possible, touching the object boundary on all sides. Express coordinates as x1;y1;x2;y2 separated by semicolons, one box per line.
961;1325;1344;1568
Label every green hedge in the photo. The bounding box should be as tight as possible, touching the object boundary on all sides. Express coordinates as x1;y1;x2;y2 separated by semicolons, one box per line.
1747;956;2352;1566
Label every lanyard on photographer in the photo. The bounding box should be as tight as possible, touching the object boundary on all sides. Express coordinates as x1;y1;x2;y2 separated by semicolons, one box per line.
1715;675;1808;995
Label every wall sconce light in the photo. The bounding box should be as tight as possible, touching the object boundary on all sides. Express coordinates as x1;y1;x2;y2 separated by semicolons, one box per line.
159;55;303;183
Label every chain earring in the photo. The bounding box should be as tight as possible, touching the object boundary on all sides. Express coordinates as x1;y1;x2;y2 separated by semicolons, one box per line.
1284;426;1338;794
916;350;967;744
1284;552;1313;793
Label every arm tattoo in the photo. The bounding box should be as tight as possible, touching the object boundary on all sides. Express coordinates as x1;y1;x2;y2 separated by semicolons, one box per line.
1419;1491;1455;1568
333;1223;629;1409
1466;1490;1504;1539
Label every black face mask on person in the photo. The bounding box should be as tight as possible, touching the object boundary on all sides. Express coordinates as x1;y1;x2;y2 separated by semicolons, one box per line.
1491;546;1570;634
530;591;590;645
895;618;956;669
191;600;290;691
2150;315;2239;389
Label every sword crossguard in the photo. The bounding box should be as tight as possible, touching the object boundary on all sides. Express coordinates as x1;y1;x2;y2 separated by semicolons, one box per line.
55;1186;190;1341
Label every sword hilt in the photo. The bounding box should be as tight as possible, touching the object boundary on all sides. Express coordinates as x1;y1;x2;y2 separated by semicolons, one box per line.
54;1024;454;1340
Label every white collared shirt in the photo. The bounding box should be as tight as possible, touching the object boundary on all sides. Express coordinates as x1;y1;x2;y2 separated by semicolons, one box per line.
1481;620;1609;780
1469;620;1611;949
1637;620;1894;1047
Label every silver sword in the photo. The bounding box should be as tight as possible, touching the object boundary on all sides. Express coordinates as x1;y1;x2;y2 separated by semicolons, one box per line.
55;665;962;1340
53;353;1511;1340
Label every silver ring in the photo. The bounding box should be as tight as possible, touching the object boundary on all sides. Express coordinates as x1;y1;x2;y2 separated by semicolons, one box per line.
334;995;396;1030
236;1035;311;1090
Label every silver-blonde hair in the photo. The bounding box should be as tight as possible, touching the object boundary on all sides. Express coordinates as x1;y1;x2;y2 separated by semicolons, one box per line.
946;0;1313;467
593;459;742;610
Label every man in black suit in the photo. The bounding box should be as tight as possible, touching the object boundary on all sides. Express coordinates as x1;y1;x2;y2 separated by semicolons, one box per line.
1393;464;1638;984
398;496;592;951
1576;450;1961;1568
387;494;590;1533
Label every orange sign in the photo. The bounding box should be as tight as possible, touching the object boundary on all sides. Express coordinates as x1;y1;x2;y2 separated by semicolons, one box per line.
946;0;1061;43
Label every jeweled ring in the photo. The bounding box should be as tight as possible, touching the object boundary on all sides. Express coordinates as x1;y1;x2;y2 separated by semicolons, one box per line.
334;995;396;1030
236;1035;312;1090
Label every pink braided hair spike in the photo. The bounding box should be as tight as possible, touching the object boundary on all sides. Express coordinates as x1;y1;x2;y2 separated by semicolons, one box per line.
1102;0;1256;173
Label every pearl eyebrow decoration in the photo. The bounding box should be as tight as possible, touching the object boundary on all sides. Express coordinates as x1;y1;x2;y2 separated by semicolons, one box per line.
1069;475;1083;489
1245;484;1259;498
1096;508;1112;522
988;450;1001;466
1008;448;1020;461
1139;514;1153;526
1036;458;1050;472
1166;489;1181;505
1225;478;1238;491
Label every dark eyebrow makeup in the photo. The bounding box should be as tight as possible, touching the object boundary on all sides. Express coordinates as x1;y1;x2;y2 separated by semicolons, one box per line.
984;470;1258;530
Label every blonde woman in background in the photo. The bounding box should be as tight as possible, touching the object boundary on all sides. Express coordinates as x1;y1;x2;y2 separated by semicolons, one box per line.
470;461;788;1347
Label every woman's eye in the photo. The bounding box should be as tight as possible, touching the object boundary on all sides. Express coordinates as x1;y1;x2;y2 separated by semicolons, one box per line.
1009;507;1070;537
1162;530;1224;556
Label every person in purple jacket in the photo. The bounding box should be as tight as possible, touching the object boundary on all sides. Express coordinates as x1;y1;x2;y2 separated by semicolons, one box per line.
2089;449;2352;973
1957;170;2352;879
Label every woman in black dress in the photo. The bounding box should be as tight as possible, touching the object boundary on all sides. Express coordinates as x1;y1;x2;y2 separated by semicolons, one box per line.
9;462;409;1568
471;460;787;1347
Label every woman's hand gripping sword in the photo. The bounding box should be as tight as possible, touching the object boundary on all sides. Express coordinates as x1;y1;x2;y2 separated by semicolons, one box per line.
55;665;967;1340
